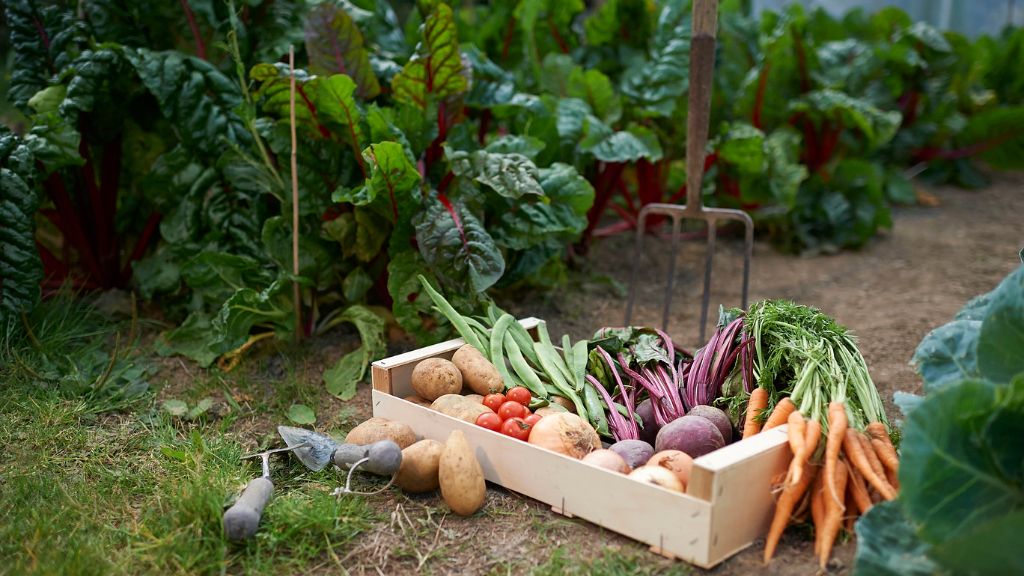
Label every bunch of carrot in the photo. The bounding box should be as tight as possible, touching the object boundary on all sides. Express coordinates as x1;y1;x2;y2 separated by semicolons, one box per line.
747;397;901;568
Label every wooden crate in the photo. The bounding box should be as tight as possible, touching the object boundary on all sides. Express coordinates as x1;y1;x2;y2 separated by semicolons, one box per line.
370;319;791;568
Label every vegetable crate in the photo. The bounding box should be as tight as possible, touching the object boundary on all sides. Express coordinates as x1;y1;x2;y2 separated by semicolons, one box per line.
370;319;792;568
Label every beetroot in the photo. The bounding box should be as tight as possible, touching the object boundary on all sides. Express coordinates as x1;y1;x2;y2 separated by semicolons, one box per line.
609;439;655;469
654;415;725;458
687;405;734;444
635;398;660;445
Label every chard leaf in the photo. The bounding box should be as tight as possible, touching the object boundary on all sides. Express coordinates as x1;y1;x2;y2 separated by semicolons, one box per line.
132;253;181;300
359;141;421;208
717;123;766;174
462;45;515;108
323;305;386;400
911;319;981;391
180;251;273;306
127;48;251;160
446;147;544;199
210;280;293;357
0;130;42;321
415;195;505;293
620;0;691;117
976;265;1024;383
387;250;441;344
314;74;365;151
24;112;83;171
5;1;86;111
788;89;902;148
391;3;467;109
304;3;380;99
342;267;373;303
157;311;218;367
853;500;938;576
900;377;1024;547
287;403;316;425
260;217;335;287
484;135;546;160
250;63;325;137
567;68;621;123
957;106;1024;170
555;98;589;147
582;123;664;163
353;207;390;262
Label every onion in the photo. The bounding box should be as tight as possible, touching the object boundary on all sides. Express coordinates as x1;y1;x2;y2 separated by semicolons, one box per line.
581;449;631;474
528;413;600;459
628;465;685;493
647;450;694;487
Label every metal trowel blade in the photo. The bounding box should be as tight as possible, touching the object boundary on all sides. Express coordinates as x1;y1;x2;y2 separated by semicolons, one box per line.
277;426;337;471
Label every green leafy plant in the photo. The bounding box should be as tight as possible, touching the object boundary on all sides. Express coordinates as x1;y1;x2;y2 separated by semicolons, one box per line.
854;264;1024;575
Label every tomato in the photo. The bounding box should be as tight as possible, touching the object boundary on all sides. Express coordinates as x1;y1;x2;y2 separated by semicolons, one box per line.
523;414;543;427
483;393;506;413
476;412;503;432
506;386;532;406
501;417;532;440
497;400;527;420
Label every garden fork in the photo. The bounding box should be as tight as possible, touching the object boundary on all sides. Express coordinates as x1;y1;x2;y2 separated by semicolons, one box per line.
624;0;754;344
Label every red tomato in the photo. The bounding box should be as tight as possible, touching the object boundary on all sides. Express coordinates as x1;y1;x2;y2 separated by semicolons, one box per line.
501;417;531;440
475;412;502;432
506;386;532;406
483;393;506;413
497;400;527;421
523;414;543;427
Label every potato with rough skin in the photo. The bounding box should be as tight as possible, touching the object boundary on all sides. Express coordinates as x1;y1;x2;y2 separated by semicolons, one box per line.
439;430;486;516
451;345;503;395
430;394;494;423
345;417;416;449
395;439;444;493
464;394;484;404
410;358;463;401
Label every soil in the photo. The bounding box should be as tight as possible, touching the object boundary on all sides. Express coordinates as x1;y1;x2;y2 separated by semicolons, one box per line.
154;170;1023;575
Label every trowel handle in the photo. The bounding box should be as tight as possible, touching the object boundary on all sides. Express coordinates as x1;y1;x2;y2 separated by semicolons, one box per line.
331;440;403;476
223;477;273;541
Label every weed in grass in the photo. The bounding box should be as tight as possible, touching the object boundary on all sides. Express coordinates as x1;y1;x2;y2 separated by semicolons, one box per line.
528;547;692;576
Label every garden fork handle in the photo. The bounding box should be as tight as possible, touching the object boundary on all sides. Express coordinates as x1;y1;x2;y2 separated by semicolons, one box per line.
685;0;719;213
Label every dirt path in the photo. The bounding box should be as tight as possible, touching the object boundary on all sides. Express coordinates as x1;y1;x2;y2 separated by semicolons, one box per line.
491;170;1023;574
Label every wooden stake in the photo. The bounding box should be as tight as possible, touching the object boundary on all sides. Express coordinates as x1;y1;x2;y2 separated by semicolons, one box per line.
289;45;302;341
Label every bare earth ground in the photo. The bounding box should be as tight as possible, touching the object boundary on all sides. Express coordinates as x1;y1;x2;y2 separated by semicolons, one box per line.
155;171;1023;575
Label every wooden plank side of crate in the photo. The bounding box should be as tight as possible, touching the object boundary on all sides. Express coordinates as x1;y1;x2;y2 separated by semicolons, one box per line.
689;427;792;565
371;389;716;566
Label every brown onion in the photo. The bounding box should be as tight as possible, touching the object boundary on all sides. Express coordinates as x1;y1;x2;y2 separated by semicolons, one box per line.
628;465;685;493
581;449;631;474
647;450;694;488
527;413;600;459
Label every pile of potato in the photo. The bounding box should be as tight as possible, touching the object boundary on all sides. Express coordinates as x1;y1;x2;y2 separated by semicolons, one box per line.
345;416;486;516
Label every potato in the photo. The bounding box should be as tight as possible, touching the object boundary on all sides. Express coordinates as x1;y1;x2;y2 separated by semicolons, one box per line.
345;417;416;449
403;395;431;407
410;358;463;401
430;394;494;423
439;430;486;516
549;396;577;413
464;394;484;404
451;345;503;395
535;403;568;417
395;439;444;493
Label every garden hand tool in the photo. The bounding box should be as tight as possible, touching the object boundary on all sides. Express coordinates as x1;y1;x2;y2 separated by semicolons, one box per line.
624;0;754;344
223;443;305;541
278;426;402;493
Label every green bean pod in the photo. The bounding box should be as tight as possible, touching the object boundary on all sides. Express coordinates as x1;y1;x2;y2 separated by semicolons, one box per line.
583;381;609;437
489;314;521;390
418;276;485;353
504;333;548;399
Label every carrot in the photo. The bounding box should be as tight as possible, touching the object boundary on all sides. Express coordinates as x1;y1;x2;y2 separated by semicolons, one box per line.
859;432;886;480
763;462;817;564
743;387;769;438
866;421;900;487
793;418;821;486
843;429;896;501
847;465;873;514
819;459;849;569
810;469;825;556
763;397;797;430
786;410;806;484
824;402;848;508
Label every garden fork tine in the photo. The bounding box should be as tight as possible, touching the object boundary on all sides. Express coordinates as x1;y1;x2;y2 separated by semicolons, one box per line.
624;0;754;344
